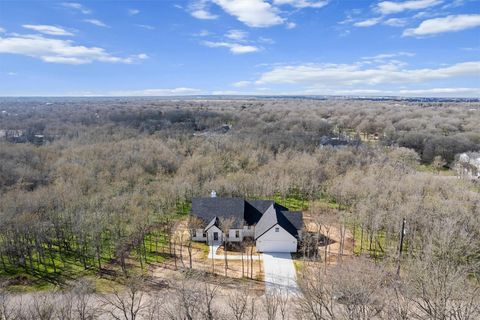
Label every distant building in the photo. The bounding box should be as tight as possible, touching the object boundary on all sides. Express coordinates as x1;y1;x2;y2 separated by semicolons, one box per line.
318;135;360;148
456;153;480;180
4;129;27;143
193;124;232;137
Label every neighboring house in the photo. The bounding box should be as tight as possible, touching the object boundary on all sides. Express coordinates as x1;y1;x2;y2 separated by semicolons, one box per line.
318;135;361;148
190;192;304;253
456;152;480;180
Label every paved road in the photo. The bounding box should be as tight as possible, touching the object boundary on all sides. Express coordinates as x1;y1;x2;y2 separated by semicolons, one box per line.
262;252;298;295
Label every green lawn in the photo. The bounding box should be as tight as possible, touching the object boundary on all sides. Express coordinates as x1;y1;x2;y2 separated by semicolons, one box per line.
273;194;309;211
417;164;455;175
351;224;399;259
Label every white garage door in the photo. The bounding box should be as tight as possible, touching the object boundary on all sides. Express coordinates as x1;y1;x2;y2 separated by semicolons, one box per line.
257;239;297;253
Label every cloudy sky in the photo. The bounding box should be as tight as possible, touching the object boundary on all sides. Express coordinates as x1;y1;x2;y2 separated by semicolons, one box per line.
0;0;479;97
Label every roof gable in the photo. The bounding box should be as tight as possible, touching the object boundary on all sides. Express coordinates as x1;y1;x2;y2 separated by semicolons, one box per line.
244;200;272;225
254;205;299;239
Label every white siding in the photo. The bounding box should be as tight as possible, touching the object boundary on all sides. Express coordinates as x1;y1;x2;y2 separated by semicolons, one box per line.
206;226;223;243
243;225;254;237
192;228;207;241
256;224;297;253
228;229;243;242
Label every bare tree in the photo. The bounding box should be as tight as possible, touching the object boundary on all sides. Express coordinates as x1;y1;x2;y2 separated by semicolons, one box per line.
0;287;16;320
29;294;56;320
102;276;148;320
219;217;236;277
226;285;257;320
264;290;280;320
187;216;204;270
163;275;223;320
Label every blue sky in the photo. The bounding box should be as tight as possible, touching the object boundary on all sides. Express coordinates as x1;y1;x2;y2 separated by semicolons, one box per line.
0;0;479;97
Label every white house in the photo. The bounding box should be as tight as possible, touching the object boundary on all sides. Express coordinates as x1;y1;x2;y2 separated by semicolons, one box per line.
190;192;303;253
456;152;480;180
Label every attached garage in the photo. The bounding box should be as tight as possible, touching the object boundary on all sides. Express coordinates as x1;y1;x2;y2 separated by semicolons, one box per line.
256;224;298;253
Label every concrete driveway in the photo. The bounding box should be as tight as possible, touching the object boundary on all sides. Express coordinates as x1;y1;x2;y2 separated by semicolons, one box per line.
262;252;298;295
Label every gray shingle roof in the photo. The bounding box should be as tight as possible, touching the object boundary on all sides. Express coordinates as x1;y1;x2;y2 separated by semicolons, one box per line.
247;200;274;213
281;211;304;230
192;197;245;228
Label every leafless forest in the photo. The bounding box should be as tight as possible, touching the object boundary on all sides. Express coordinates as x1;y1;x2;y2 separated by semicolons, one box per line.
0;97;479;319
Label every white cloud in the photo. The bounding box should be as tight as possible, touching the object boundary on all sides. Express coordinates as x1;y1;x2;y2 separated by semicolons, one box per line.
212;86;480;97
0;27;5;33
362;52;415;60
403;14;480;36
225;29;248;40
461;46;480;51
108;87;202;96
128;9;140;15
189;0;218;20
61;2;91;14
0;34;146;64
395;87;480;96
84;19;109;28
211;90;246;95
255;61;480;86
384;18;408;27
376;0;443;15
191;10;218;19
258;36;275;44
319;87;480;97
212;0;284;27
442;0;466;9
136;53;149;60
136;24;155;30
354;17;382;27
203;41;260;54
194;29;210;37
286;22;297;29
273;0;329;8
232;80;251;87
22;24;74;36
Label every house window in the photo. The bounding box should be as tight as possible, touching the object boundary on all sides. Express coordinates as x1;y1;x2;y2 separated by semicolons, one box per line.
235;230;240;238
275;227;280;232
203;232;207;238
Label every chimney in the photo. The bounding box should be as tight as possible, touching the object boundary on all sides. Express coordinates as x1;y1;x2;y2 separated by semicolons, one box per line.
210;190;217;198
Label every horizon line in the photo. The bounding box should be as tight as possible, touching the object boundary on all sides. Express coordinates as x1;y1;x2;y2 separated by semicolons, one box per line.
0;94;479;100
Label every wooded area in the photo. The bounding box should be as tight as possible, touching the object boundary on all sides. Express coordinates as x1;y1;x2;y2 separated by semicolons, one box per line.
0;97;479;319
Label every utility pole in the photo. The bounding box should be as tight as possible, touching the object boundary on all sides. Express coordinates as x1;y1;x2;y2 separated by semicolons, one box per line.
396;218;406;276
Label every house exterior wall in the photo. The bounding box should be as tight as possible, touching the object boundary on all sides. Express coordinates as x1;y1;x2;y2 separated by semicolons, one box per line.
192;228;207;241
243;225;254;238
256;224;298;253
192;226;256;243
206;225;223;243
228;228;243;242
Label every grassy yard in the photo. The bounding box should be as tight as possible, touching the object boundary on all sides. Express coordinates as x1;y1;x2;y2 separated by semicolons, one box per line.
350;224;402;259
417;164;455;175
